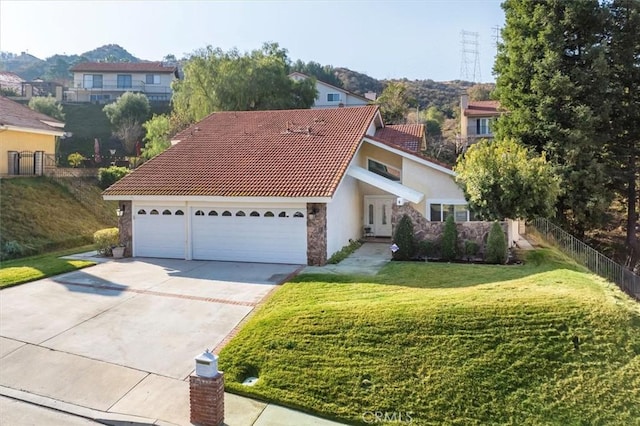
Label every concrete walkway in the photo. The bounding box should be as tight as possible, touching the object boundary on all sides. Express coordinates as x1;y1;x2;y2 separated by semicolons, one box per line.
302;242;392;275
0;255;344;426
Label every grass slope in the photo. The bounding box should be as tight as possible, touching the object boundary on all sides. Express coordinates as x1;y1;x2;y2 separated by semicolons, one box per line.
0;177;117;259
220;249;640;425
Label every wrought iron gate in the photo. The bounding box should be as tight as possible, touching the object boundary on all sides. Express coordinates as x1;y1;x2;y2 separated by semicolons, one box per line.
7;151;44;176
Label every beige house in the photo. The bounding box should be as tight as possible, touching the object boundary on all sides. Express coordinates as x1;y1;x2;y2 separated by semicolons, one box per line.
103;105;518;265
0;96;65;176
459;94;501;147
66;62;177;103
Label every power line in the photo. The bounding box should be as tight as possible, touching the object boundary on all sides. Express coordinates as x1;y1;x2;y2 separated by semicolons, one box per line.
460;30;481;83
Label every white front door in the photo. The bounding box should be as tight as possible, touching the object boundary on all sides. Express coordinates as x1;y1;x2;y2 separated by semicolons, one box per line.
364;196;394;237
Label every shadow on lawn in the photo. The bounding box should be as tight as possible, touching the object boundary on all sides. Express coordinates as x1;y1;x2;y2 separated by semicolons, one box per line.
293;249;587;289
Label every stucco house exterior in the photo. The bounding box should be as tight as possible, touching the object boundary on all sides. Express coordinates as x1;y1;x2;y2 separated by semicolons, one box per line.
0;96;65;176
459;94;501;147
289;72;372;108
66;62;178;103
103;105;515;265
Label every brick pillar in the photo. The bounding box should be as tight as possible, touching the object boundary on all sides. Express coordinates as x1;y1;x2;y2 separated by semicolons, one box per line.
189;373;224;426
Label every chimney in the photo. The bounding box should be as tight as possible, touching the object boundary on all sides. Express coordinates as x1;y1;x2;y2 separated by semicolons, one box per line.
460;93;469;111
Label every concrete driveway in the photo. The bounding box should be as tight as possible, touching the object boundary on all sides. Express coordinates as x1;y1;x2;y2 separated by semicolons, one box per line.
0;258;303;425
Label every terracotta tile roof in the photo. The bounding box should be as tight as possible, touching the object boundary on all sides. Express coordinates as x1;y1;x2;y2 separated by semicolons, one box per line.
464;100;501;117
70;62;177;73
365;134;453;171
374;124;424;152
104;105;380;198
0;96;65;132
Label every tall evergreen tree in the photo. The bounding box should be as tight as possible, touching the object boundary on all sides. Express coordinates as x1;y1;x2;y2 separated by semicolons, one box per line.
605;0;640;266
494;0;612;237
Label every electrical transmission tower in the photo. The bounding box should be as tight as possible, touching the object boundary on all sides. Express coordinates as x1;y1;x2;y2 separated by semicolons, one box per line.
460;30;481;83
492;25;502;56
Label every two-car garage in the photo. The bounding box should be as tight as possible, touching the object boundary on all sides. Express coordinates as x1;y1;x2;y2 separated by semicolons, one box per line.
132;205;308;264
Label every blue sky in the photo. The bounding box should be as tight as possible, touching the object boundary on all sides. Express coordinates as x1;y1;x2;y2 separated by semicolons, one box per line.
0;0;504;82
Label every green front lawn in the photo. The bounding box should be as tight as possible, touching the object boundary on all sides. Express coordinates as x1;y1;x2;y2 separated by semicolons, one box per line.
0;245;97;289
219;249;640;425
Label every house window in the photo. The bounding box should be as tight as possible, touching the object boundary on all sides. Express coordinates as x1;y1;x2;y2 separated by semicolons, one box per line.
476;118;491;135
327;93;341;102
208;210;218;216
195;210;204;216
145;74;160;84
83;74;103;89
368;204;374;225
429;203;479;222
175;210;184;215
264;211;274;217
138;209;147;215
150;209;159;215
293;211;304;218
278;212;287;218
236;211;246;216
250;211;260;217
162;209;172;215
222;211;231;216
368;159;401;182
117;74;132;89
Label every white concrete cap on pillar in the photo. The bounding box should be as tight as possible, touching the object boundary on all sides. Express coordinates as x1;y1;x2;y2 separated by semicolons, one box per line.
194;350;219;378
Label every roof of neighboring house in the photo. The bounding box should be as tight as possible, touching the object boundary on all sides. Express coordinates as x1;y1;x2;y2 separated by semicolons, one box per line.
0;96;65;132
103;105;380;198
289;72;370;103
0;72;24;92
464;100;501;117
70;61;177;73
374;124;425;152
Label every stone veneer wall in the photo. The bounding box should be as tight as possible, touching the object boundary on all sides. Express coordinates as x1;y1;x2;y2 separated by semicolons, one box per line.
307;203;327;266
118;200;133;257
392;204;507;253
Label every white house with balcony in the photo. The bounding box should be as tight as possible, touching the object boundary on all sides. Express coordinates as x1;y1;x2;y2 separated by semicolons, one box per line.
66;62;178;103
289;72;372;108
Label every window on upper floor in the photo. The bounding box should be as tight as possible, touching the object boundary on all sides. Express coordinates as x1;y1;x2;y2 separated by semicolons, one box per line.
83;74;103;89
145;74;160;85
117;74;132;89
367;158;401;182
476;118;491;135
327;93;341;102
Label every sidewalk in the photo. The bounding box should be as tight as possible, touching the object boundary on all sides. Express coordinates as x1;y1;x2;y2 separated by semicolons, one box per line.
1;385;344;425
302;242;392;275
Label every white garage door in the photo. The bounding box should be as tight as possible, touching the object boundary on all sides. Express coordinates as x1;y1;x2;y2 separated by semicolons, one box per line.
191;207;307;264
134;207;186;258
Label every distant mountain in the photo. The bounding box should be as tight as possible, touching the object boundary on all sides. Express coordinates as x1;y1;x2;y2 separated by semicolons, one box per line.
0;44;141;82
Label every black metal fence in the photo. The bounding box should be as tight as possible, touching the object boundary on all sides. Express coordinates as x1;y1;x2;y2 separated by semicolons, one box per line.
528;217;639;301
7;151;44;176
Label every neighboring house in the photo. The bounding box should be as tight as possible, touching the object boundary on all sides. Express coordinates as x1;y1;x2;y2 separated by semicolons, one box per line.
289;72;372;108
0;96;65;176
0;72;24;95
460;94;501;146
66;62;178;103
104;105;517;265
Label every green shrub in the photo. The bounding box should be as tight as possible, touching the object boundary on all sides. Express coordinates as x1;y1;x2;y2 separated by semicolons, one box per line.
1;240;26;260
327;239;362;264
417;239;438;258
94;227;119;256
441;214;459;261
464;240;480;261
67;152;84;168
393;215;416;261
98;166;130;189
485;221;508;264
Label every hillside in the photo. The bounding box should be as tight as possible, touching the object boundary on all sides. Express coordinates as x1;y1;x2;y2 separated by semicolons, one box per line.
0;177;117;260
0;44;140;82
